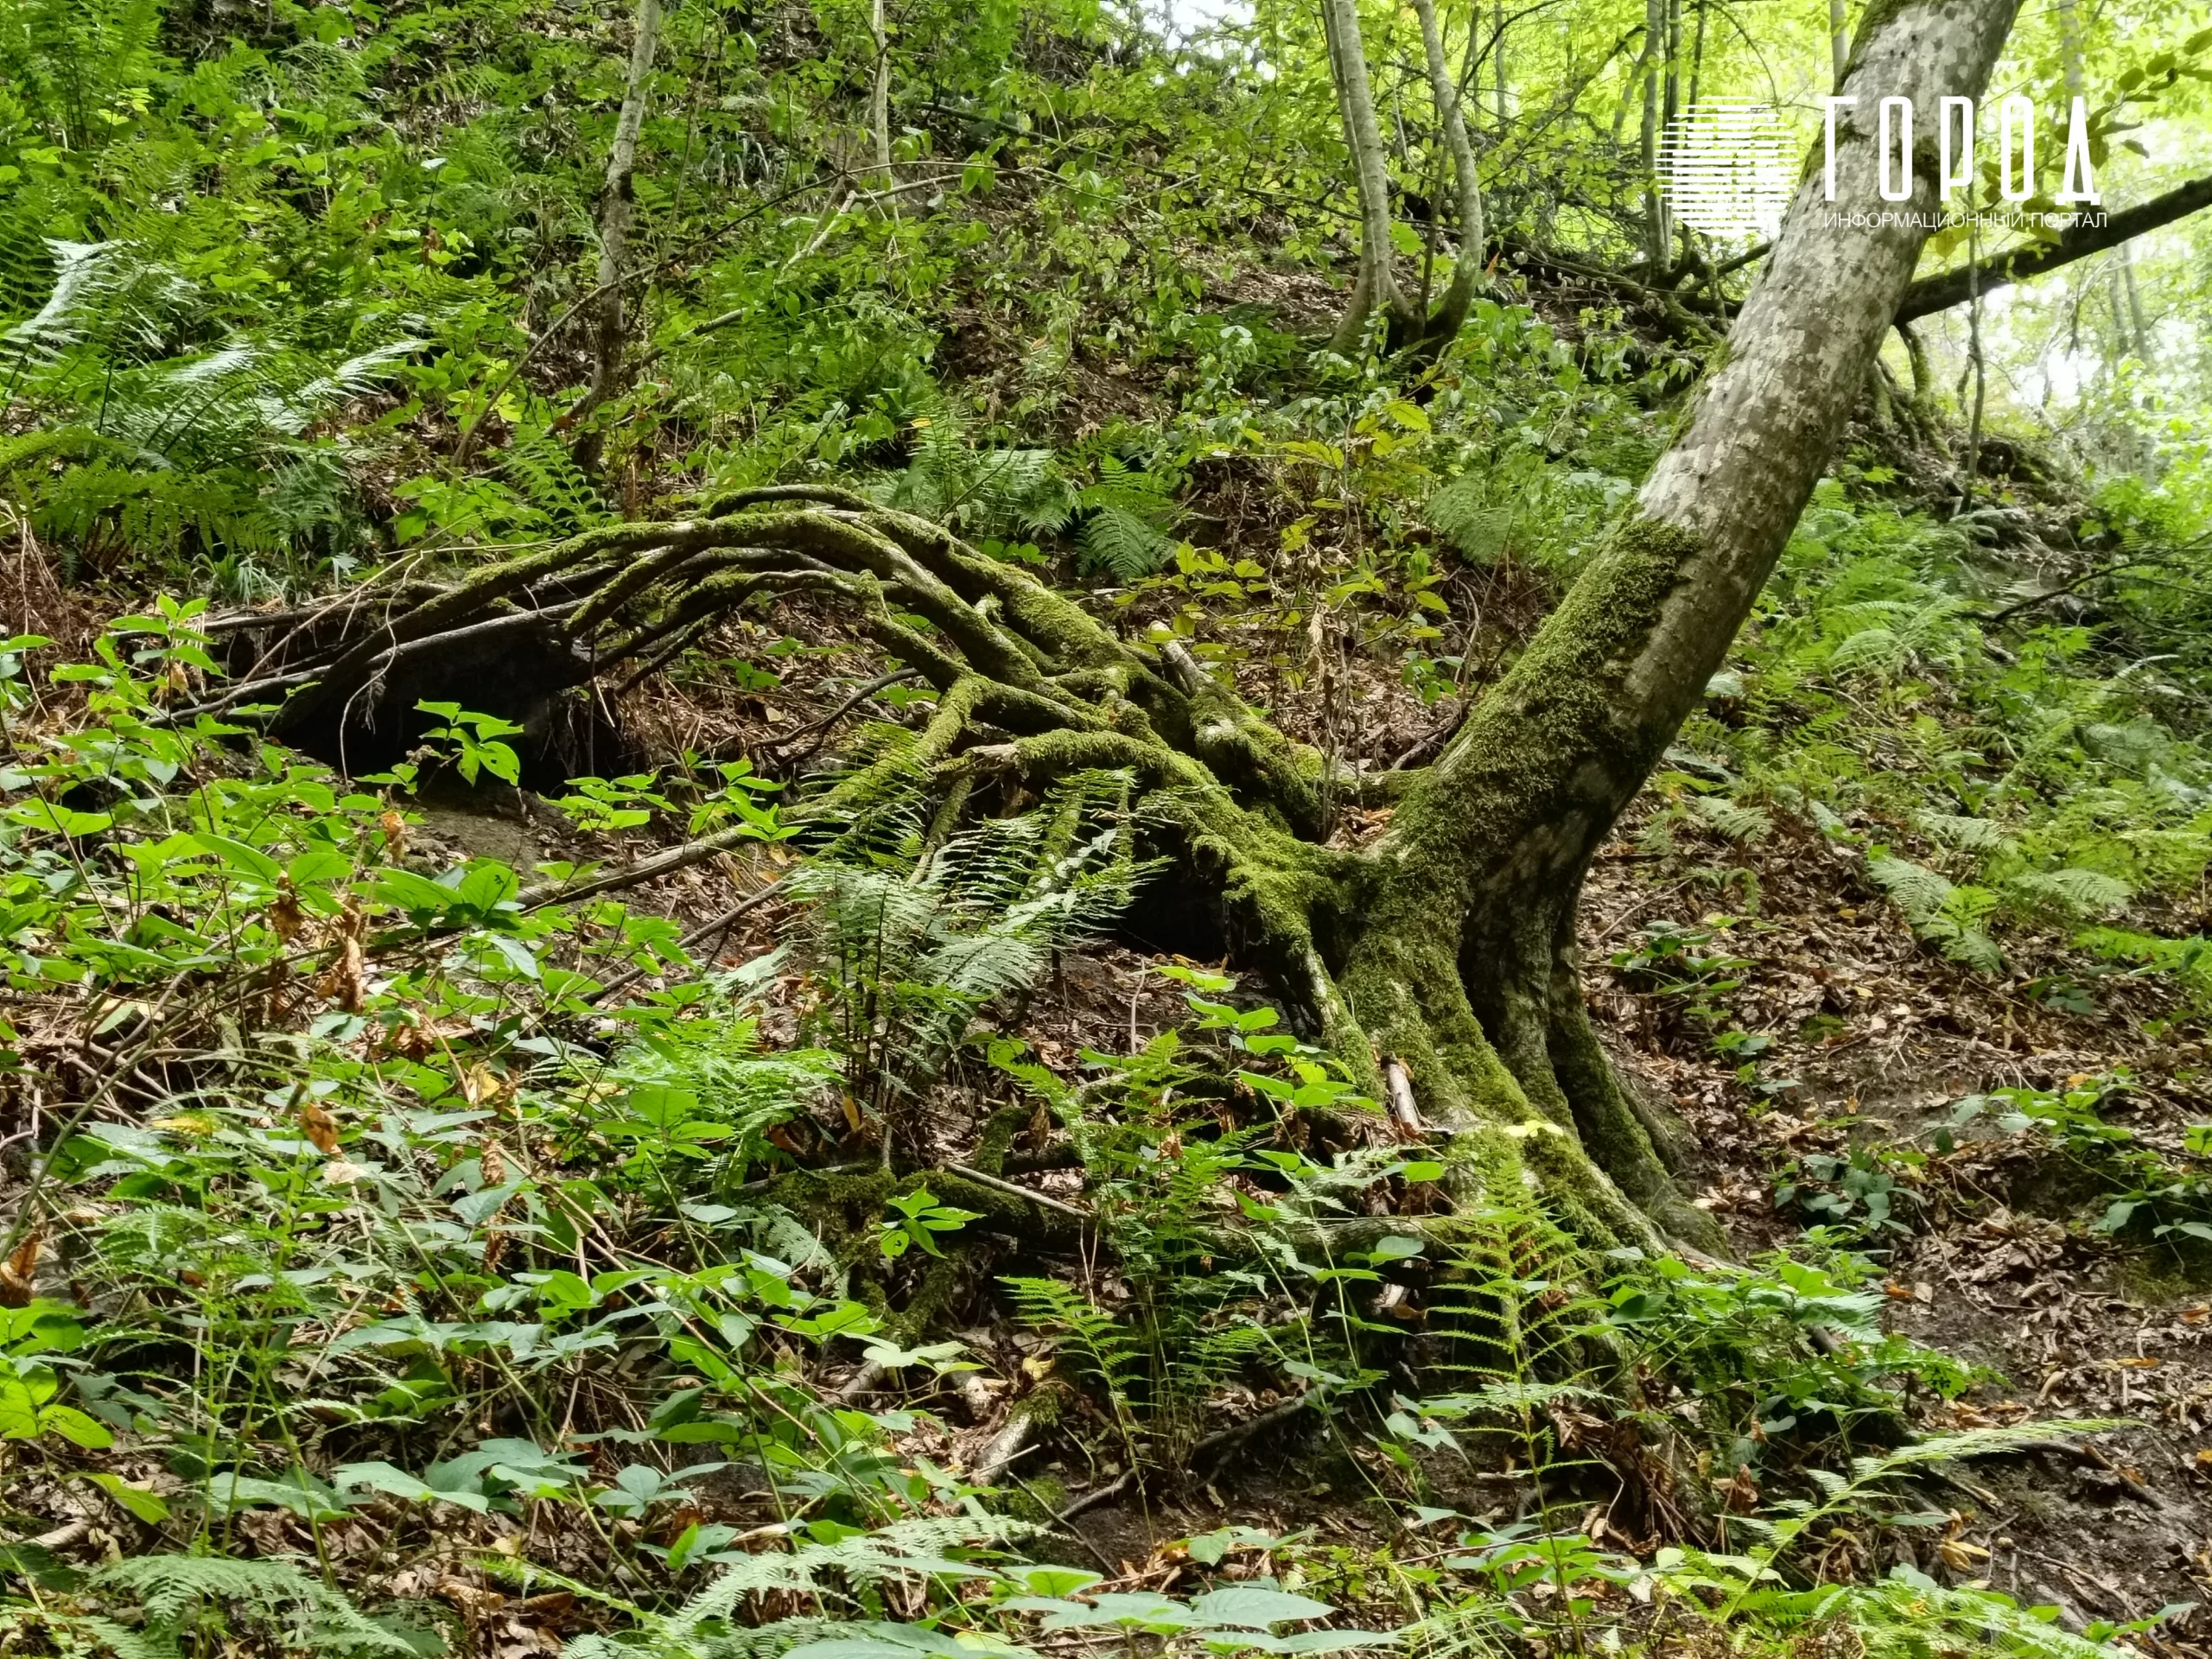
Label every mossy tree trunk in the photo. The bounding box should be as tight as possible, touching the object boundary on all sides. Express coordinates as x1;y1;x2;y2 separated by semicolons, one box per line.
251;0;2018;1260
1318;0;2019;1249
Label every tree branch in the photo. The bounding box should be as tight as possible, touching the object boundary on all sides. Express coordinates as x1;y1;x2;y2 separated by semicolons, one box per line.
1896;173;2212;322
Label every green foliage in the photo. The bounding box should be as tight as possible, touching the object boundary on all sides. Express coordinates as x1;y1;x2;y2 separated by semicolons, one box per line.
1947;1073;2212;1245
1605;1248;1980;1458
876;1186;981;1259
0;0;2207;1653
25;1554;423;1659
791;769;1147;1141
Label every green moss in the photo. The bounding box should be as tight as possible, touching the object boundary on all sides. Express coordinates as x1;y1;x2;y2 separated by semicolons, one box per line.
1381;515;1701;914
972;1103;1031;1175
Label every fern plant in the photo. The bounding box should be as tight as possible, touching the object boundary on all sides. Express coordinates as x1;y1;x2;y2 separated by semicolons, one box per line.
1864;849;2003;973
790;769;1148;1160
16;1555;423;1659
517;1515;1036;1659
1720;1420;2123;1606
872;411;1181;576
1070;454;1179;579
1398;1203;1610;1484
0;237;413;580
1003;1274;1147;1459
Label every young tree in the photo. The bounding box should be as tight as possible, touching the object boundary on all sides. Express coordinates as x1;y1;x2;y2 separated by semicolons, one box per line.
1409;0;1487;340
575;0;665;467
271;0;2023;1255
1327;0;1488;353
1321;0;1418;353
869;0;894;197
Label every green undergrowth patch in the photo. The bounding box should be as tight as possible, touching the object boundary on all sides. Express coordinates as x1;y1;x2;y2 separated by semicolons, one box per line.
0;609;2156;1659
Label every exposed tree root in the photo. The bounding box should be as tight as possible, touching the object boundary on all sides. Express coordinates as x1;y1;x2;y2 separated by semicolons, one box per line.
220;486;1716;1257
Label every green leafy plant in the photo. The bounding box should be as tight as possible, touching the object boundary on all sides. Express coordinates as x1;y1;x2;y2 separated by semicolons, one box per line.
877;1186;982;1260
416;701;526;786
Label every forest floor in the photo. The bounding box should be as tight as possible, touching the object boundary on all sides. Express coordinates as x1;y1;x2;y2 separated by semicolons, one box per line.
385;556;2211;1644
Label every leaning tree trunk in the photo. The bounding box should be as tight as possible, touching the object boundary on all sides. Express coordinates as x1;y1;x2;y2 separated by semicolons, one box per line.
1320;0;2022;1248
235;0;2019;1264
1322;0;1419;354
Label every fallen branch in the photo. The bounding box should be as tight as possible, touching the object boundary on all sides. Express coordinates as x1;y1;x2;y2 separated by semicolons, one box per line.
1192;1389;1318;1465
945;1160;1091;1224
516;823;773;912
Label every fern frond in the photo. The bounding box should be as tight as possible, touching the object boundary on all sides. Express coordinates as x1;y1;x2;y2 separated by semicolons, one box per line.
1865;854;1954;924
1424;473;1510;563
1683;794;1771;843
89;1554;415;1656
1918;810;2014;855
1003;1275;1146;1419
1075;504;1173;579
663;1515;1033;1634
2008;867;2132;918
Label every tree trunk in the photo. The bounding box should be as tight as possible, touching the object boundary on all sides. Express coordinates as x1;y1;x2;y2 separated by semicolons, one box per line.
1410;0;1485;344
1316;0;2022;1248
1638;0;1665;269
869;0;895;198
1323;0;1417;354
575;0;665;469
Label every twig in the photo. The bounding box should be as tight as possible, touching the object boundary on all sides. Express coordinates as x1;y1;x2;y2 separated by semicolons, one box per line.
581;873;794;1002
515;823;772;912
368;598;588;664
1051;1392;1319;1525
768;669;923;763
1192;1389;1318;1464
453;174;847;468
945;1161;1091;1223
1055;1468;1135;1522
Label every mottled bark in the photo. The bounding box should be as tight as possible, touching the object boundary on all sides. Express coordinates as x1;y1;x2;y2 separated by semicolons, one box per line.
1410;0;1486;342
575;0;664;465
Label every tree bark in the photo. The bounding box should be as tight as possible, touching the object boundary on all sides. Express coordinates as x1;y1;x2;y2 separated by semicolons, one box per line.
1323;0;2021;1246
1409;0;1485;343
869;0;895;198
1323;0;1418;354
575;0;665;467
1638;0;1665;268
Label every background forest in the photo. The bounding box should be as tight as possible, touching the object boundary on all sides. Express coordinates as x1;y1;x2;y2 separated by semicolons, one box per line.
3;0;2212;1655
